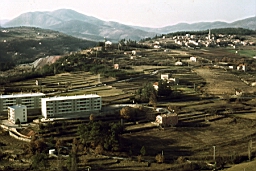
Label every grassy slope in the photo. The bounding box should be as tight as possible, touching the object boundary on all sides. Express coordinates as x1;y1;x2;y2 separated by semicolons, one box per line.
224;159;256;171
0;27;97;66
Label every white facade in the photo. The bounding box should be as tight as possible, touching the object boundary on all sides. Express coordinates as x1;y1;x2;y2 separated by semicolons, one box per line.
8;105;27;124
0;93;45;112
161;73;171;80
190;56;197;62
155;113;178;127
175;61;183;66
41;94;102;119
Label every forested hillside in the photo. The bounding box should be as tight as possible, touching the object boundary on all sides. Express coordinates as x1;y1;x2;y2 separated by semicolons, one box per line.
0;27;97;71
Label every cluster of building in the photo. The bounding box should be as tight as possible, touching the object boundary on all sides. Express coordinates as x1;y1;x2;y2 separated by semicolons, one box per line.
0;93;102;124
172;30;255;48
153;73;180;91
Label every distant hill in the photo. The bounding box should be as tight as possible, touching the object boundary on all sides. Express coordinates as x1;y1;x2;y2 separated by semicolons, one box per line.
134;16;256;34
3;9;156;42
0;27;97;71
229;16;256;29
3;9;256;41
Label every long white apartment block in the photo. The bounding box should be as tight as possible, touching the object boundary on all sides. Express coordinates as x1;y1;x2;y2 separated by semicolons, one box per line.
41;94;102;119
0;93;45;112
8;105;27;124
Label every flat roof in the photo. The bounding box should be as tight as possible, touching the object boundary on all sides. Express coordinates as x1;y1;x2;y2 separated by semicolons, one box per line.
41;94;101;101
0;93;45;99
8;104;27;109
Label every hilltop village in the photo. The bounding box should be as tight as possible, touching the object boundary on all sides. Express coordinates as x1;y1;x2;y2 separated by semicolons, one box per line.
0;27;256;171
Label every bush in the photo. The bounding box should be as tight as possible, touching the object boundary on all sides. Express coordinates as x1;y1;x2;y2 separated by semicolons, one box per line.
182;163;200;171
155;154;164;163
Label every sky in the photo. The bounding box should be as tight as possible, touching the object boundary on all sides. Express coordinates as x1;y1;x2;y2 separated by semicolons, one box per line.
1;0;256;27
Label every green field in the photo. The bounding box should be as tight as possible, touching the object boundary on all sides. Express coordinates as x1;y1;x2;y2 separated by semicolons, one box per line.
227;49;256;58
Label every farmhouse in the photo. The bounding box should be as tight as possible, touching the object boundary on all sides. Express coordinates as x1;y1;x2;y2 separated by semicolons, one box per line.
237;63;246;71
161;73;171;80
105;41;112;48
8;105;27;124
0;93;45;112
41;94;102;119
175;61;183;66
114;64;119;70
155;113;178;127
153;82;159;91
190;56;197;62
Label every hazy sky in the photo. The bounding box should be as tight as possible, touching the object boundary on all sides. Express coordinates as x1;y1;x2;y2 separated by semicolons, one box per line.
1;0;255;27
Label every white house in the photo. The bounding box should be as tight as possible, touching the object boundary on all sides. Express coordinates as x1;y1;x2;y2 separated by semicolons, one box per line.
190;56;197;62
175;61;183;66
105;41;112;46
114;64;119;70
8;105;27;124
155;113;178;127
169;78;179;85
132;50;136;56
153;82;159;91
161;73;171;80
41;94;102;119
237;64;246;71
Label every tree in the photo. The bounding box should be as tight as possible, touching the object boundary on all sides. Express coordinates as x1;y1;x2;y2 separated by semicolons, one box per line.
78;121;123;151
157;79;172;97
140;146;146;156
149;92;157;109
34;139;47;153
155;153;164;163
31;153;48;170
120;106;135;120
95;144;104;154
135;82;155;102
67;139;78;171
89;114;94;122
248;139;252;161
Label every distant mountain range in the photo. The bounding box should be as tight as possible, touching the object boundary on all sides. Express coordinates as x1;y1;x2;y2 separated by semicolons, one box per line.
2;9;256;42
2;9;156;42
134;17;256;33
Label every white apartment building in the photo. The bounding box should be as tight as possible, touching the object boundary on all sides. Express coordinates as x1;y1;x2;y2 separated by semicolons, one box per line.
41;94;102;119
8;105;27;124
0;93;45;112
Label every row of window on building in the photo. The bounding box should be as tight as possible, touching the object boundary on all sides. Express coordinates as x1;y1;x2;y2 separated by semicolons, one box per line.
0;93;102;124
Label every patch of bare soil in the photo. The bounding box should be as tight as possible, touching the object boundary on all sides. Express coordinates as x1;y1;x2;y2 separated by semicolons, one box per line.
194;68;255;96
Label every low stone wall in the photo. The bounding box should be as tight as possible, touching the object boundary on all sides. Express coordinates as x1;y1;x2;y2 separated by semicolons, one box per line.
0;124;9;130
9;131;31;143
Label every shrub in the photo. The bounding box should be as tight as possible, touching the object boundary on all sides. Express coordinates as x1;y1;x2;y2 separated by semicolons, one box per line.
155;154;164;163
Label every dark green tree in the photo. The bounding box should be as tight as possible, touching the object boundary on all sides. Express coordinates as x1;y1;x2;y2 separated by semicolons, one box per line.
77;121;123;151
31;153;48;170
140;146;146;156
157;79;172;97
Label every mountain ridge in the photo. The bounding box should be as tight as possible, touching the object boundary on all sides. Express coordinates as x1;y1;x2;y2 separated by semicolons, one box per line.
3;9;256;42
3;9;156;42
